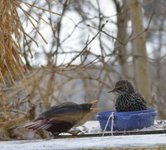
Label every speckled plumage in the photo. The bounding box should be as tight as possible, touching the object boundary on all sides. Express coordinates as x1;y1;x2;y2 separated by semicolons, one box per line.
110;80;147;112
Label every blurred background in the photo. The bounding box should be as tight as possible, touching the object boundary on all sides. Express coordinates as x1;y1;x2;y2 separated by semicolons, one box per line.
1;0;166;139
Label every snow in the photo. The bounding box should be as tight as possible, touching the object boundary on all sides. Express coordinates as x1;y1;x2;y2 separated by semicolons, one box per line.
1;134;166;150
1;120;166;150
74;120;101;134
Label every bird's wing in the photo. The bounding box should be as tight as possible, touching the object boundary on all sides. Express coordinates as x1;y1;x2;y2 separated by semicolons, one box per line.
36;102;84;123
128;93;147;111
47;111;84;124
23;111;84;131
39;102;81;118
22;119;52;130
23;102;93;130
130;93;147;104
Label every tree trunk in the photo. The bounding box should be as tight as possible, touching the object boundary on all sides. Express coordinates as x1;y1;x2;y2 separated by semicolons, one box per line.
127;0;151;104
114;0;129;78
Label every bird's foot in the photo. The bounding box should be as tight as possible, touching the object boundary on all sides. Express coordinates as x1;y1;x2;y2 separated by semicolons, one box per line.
51;132;60;138
67;128;84;136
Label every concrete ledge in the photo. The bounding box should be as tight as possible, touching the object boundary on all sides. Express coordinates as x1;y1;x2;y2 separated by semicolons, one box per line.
0;134;166;150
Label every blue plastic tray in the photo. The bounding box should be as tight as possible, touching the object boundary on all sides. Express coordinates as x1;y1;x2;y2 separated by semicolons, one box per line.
97;108;157;131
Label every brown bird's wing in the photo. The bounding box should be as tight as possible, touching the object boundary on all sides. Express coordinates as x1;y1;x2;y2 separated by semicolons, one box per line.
23;114;80;131
47;112;85;124
22;118;52;130
38;102;81;117
23;102;84;131
23;101;97;131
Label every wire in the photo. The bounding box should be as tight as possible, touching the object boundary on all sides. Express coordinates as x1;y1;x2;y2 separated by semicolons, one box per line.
102;112;114;136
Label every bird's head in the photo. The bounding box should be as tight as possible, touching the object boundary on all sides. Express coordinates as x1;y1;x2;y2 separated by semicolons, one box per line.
80;100;97;112
109;80;135;95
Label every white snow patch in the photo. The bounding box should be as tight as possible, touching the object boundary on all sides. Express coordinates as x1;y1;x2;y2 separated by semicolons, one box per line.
76;120;101;134
1;120;166;150
1;134;166;150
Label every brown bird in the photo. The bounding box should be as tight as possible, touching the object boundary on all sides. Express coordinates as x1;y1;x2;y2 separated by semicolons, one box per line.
23;100;97;137
109;80;147;112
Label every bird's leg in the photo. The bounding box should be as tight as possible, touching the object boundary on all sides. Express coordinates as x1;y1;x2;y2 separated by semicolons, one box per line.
51;132;59;138
36;130;49;139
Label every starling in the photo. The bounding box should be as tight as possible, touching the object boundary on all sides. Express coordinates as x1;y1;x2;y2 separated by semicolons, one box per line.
23;100;97;136
109;80;147;112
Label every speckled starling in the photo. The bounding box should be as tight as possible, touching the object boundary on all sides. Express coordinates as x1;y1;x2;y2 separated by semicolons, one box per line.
23;100;97;136
109;80;147;112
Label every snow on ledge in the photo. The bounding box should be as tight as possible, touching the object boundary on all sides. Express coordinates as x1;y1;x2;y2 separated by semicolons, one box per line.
1;134;166;150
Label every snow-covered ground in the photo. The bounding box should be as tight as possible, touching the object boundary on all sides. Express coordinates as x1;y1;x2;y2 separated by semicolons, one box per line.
1;134;166;150
1;120;166;150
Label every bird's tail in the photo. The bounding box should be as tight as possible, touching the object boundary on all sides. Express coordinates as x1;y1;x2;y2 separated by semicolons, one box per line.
20;120;52;130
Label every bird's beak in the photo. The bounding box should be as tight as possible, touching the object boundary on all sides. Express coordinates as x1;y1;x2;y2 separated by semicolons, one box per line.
90;107;99;111
108;88;116;93
90;100;98;104
89;100;98;111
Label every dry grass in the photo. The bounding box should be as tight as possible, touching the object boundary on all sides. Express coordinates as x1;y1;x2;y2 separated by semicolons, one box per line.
0;0;63;139
0;0;61;85
0;0;26;85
